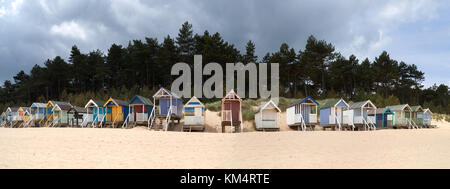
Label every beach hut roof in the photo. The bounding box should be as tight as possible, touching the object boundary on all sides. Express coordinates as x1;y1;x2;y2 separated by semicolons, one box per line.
349;100;376;109
69;106;87;113
129;95;154;106
53;104;72;111
410;105;424;112
31;103;46;108
369;107;394;115
222;89;242;101
153;87;181;99
184;96;204;107
104;97;129;107
47;101;71;108
7;107;19;112
255;100;281;113
387;104;411;111
424;108;432;114
18;107;28;111
288;96;319;108
84;99;106;108
319;98;349;109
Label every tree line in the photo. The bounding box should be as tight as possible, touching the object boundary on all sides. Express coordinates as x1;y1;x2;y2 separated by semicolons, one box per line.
0;21;449;114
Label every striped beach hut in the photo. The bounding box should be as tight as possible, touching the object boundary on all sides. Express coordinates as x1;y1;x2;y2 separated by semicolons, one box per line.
319;98;349;130
6;107;20;127
182;96;205;131
423;108;433;128
286;96;319;131
103;97;130;128
84;99;106;127
410;105;424;128
343;100;377;130
221;90;242;133
386;104;413;129
255;100;281;131
30;103;47;127
368;107;395;129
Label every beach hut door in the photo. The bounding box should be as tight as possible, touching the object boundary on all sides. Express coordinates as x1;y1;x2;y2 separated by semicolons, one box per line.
194;107;202;122
336;107;342;123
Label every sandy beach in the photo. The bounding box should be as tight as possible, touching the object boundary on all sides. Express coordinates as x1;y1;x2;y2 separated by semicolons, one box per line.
0;114;449;169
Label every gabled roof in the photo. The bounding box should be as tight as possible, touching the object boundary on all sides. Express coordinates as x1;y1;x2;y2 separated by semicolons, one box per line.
7;107;19;112
85;99;106;108
319;98;349;109
288;96;319;108
53;104;72;111
256;100;281;113
31;103;46;108
387;104;411;112
129;95;153;106
153;87;181;99
424;108;432;114
104;97;129;107
223;89;241;99
18;107;28;112
349;100;376;109
69;106;87;113
410;105;424;112
47;101;71;108
184;96;204;107
369;107;394;115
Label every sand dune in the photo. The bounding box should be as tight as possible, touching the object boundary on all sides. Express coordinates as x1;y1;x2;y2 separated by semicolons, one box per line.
0;113;449;169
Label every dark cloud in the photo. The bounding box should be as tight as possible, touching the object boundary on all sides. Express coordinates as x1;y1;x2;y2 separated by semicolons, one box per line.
0;0;448;87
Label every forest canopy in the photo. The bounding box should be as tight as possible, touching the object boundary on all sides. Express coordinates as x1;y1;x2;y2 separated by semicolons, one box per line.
0;21;449;114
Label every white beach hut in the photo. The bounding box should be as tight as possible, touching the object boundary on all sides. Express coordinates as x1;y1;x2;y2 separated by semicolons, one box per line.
343;100;377;130
255;100;281;131
286;96;319;131
182;96;205;131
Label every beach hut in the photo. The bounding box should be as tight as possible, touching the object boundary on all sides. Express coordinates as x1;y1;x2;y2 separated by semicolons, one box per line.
0;112;6;127
255;100;281;131
125;95;154;128
410;105;424;128
84;99;106;127
68;106;87;127
368;108;395;129
286;96;319;131
22;108;32;127
103;97;130;128
6;107;20;127
182;96;205;131
423;108;433;128
343;100;377;130
52;103;71;127
319;99;349;130
386;104;413;129
17;107;27;121
45;101;71;127
150;88;183;131
30;103;47;127
221;90;242;133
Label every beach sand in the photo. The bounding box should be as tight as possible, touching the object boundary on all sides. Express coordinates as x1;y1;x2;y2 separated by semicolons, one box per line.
0;112;449;169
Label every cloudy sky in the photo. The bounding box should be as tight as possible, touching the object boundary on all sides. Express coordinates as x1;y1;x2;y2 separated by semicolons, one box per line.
0;0;449;87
